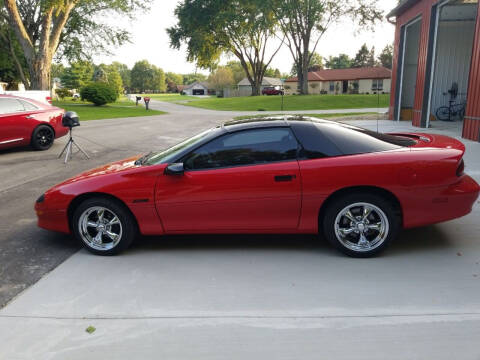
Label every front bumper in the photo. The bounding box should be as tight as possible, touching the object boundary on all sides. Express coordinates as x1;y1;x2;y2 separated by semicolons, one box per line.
35;196;71;234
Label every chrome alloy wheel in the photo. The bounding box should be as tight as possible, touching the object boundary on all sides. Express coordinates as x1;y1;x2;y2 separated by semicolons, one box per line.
78;206;123;251
334;202;389;253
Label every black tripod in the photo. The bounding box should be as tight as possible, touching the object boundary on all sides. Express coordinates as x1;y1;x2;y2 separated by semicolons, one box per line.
58;128;90;164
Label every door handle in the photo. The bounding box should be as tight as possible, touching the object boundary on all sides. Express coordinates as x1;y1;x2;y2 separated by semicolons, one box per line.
274;175;296;182
25;115;34;119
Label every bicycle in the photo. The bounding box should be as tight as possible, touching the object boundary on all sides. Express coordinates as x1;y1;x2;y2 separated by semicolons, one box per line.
436;100;466;122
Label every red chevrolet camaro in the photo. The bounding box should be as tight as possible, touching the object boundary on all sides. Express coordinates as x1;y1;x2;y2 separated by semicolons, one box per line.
35;117;479;257
0;95;68;151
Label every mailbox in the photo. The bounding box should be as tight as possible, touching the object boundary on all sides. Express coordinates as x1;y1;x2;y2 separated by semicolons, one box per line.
144;97;151;110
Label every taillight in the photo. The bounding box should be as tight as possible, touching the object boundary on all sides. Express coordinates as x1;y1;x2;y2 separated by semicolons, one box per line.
456;159;465;177
46;96;52;104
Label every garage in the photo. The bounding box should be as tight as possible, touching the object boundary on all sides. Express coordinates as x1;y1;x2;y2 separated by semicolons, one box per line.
388;0;480;142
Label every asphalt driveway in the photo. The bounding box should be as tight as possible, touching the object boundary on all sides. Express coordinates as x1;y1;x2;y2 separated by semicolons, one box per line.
0;101;479;359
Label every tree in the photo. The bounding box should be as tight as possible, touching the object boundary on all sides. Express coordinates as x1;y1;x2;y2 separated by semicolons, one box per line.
224;61;248;84
131;60;165;93
165;72;184;92
3;0;148;90
290;51;324;76
99;64;124;95
274;0;383;95
183;73;208;85
208;67;234;92
168;0;283;96
264;68;282;78
111;62;131;91
60;61;94;90
0;10;29;88
378;44;393;69
325;54;353;69
353;44;376;68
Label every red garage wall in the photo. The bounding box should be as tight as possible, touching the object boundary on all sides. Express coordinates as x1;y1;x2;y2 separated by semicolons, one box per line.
390;0;480;142
389;0;437;126
463;3;480;141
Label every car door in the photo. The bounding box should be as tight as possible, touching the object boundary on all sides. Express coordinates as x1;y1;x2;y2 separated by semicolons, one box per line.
0;98;30;148
155;127;302;232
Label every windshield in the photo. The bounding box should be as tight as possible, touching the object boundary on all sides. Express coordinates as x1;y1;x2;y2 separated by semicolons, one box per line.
142;128;215;165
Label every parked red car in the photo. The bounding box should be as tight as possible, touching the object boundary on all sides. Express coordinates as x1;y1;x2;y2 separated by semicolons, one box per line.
262;87;284;96
35;117;479;257
0;95;68;151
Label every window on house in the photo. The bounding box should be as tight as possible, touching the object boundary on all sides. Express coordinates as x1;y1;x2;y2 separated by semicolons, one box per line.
372;79;384;91
329;82;335;92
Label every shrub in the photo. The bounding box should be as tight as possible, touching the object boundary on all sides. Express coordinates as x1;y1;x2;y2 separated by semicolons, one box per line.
55;88;72;100
80;82;117;106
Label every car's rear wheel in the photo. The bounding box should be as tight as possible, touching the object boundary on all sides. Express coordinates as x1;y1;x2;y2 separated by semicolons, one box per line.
322;193;400;257
72;197;136;255
31;125;54;150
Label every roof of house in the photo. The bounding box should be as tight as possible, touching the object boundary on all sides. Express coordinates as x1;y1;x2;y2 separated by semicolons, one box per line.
183;81;210;90
387;0;419;18
238;77;283;86
285;67;392;83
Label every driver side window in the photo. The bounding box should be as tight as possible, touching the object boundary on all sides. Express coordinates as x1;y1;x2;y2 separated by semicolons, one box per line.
183;128;298;170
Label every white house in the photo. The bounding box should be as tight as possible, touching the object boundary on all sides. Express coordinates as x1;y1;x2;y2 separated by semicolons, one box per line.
284;67;392;95
181;82;210;96
237;77;283;96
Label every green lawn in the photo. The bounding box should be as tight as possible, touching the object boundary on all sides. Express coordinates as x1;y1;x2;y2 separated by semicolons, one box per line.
52;97;166;121
233;112;378;121
175;94;390;111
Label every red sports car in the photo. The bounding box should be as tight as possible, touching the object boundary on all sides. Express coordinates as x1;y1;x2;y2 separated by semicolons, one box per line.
35;117;479;257
262;87;284;96
0;94;68;151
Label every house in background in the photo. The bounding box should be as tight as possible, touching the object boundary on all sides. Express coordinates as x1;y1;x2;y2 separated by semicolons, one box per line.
236;77;283;97
387;0;479;142
181;82;212;96
284;67;392;95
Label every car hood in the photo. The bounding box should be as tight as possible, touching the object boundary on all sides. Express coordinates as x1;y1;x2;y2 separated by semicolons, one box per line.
57;156;142;186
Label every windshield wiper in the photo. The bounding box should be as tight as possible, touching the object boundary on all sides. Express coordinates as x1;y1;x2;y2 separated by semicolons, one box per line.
135;151;153;166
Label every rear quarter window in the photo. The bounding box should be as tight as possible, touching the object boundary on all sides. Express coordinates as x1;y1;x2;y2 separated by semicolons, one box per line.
314;123;415;155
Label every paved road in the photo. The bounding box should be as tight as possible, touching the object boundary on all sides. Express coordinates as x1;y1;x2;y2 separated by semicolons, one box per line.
0;101;479;359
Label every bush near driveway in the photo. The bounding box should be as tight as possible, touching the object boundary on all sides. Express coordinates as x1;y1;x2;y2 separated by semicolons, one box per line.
80;82;118;106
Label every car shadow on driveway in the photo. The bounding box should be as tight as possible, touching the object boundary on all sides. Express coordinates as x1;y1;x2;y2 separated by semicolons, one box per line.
128;225;452;257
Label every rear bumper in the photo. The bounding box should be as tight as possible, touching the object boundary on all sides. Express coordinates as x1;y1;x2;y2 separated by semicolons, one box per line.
403;175;480;228
55;125;69;139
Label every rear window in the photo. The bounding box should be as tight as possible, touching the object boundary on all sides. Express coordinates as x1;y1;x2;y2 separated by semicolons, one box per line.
315;123;416;155
19;99;39;110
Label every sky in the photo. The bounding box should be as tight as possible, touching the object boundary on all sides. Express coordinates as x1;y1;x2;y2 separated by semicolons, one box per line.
94;0;399;75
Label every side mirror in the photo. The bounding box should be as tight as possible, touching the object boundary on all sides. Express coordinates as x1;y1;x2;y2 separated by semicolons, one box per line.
164;163;184;176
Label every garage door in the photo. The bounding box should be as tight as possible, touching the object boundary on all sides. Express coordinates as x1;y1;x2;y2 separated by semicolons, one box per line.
193;89;205;95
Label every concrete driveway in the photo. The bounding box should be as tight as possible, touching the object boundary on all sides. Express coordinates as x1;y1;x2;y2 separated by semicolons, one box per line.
0;101;479;359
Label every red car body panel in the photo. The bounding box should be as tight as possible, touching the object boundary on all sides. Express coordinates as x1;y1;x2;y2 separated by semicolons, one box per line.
262;88;283;95
35;126;480;237
0;95;68;150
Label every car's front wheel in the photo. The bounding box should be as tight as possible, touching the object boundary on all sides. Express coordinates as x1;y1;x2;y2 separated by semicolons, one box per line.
72;197;136;255
322;193;400;257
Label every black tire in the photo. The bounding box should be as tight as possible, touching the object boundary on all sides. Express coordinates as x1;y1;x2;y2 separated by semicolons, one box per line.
72;197;137;256
31;125;55;150
322;193;400;258
436;106;450;121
